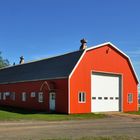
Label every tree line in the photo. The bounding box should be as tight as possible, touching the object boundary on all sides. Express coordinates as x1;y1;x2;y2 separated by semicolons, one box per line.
0;52;9;68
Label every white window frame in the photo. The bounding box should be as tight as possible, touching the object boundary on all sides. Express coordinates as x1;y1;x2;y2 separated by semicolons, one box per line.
31;92;36;97
78;92;86;103
3;92;6;100
128;93;133;103
38;92;43;103
22;92;27;102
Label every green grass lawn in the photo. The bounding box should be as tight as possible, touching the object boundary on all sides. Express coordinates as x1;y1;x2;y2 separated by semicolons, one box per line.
0;107;105;121
126;107;140;115
126;111;140;115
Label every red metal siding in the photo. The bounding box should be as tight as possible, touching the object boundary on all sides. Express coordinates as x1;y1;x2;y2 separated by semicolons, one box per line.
0;79;68;113
70;45;138;114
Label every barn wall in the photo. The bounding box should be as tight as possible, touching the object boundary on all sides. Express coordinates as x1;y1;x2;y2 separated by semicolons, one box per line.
0;79;68;113
70;44;138;114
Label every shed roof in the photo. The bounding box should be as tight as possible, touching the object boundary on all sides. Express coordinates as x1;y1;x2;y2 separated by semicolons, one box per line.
0;50;84;84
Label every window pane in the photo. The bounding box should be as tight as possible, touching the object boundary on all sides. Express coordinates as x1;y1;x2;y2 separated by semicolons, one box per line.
128;93;133;103
82;92;85;102
79;92;86;103
92;97;96;100
31;92;36;97
10;92;15;100
12;92;16;100
51;94;55;100
79;92;82;102
3;93;6;100
22;92;26;102
38;92;43;103
104;97;108;100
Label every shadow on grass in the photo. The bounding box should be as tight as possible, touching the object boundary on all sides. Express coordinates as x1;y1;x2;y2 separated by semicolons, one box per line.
0;106;105;121
0;106;51;114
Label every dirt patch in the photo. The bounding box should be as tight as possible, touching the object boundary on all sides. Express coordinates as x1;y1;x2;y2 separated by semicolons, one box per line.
0;115;140;140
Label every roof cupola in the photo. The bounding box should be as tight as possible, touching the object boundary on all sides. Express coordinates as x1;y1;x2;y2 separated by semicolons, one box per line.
19;56;24;64
79;38;87;50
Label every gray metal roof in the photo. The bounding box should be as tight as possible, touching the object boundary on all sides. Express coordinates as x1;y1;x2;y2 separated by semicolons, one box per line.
0;50;84;84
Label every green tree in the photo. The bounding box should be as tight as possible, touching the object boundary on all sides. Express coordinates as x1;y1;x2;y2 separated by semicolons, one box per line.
0;52;9;68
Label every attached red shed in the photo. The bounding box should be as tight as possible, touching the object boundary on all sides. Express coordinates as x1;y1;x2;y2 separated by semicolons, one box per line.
0;42;139;114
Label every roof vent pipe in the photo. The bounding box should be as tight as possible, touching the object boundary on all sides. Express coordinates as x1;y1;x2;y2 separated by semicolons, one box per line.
79;38;87;50
19;56;24;64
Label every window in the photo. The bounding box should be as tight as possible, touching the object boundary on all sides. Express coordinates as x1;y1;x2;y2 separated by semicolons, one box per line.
104;97;108;100
0;92;2;100
31;92;36;97
98;97;102;100
38;92;43;103
22;92;26;102
110;97;113;100
10;92;15;100
3;92;6;100
92;97;96;100
5;92;10;96
51;93;55;100
128;93;133;103
79;92;86;103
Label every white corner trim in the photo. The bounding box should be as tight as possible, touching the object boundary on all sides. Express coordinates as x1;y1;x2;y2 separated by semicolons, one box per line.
69;50;86;79
137;85;139;111
68;50;86;114
127;56;139;83
86;42;139;83
68;77;70;114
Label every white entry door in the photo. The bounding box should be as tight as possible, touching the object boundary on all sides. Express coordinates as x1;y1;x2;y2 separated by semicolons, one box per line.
49;92;56;111
91;73;121;112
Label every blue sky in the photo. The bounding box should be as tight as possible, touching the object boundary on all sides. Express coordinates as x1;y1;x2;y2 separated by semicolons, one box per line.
0;0;139;88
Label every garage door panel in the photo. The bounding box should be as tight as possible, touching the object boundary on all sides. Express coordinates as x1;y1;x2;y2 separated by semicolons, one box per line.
92;99;119;112
91;73;120;112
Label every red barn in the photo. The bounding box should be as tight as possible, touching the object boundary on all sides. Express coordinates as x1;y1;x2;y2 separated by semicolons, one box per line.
0;41;139;114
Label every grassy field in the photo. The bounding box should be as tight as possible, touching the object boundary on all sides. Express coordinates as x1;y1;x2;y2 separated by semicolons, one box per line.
0;107;105;121
126;111;140;115
42;136;140;140
126;107;140;115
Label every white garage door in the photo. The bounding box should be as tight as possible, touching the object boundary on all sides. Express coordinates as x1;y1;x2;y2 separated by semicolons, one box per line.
91;73;121;112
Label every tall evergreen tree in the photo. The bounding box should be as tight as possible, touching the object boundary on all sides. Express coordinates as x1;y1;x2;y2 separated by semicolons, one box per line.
0;52;9;68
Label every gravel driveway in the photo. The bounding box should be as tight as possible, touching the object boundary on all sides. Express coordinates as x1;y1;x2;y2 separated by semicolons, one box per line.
0;114;140;140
